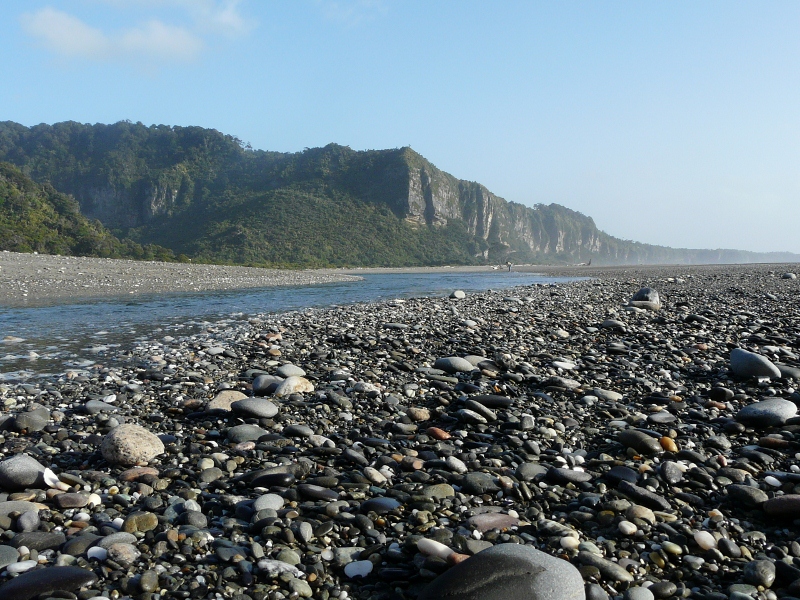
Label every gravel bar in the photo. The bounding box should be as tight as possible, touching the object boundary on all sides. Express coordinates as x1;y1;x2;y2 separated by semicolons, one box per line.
0;263;798;600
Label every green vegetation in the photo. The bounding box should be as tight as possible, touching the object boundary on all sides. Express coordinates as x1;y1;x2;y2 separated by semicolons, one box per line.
0;120;797;267
0;162;174;260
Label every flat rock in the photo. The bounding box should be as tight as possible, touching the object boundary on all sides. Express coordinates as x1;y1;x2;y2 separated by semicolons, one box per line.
0;565;98;600
763;494;800;518
0;500;40;517
101;424;164;466
726;484;769;507
231;398;279;418
434;356;475;374
618;430;662;455
273;376;314;396
730;348;781;378
276;363;306;377
208;390;247;411
419;543;585;600
736;399;797;427
227;424;269;443
578;550;634;583
467;513;520;532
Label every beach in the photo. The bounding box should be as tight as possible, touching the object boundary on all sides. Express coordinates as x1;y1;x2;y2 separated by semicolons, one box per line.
0;259;799;598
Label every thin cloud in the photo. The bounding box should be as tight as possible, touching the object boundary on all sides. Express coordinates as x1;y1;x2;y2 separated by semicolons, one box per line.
319;0;387;27
92;0;253;37
20;8;112;59
19;2;252;66
119;20;203;62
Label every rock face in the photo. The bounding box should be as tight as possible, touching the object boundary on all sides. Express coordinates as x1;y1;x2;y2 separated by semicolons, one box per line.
101;424;165;466
418;544;585;600
6;121;799;266
730;348;781;378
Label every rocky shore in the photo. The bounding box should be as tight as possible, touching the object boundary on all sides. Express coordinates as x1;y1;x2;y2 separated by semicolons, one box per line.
0;252;361;307
0;263;799;600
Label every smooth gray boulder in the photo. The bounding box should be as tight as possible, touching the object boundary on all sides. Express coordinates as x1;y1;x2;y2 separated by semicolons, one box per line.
0;454;46;491
419;543;585;600
735;398;797;427
730;348;781;378
433;356;475;374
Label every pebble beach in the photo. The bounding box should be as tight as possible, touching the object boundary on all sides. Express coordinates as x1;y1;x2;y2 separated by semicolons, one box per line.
1;261;800;600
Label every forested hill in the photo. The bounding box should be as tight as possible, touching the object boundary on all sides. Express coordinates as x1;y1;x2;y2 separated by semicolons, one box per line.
0;120;796;267
0;161;174;260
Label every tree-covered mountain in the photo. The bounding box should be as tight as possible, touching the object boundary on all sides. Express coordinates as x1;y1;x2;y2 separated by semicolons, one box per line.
0;161;175;260
0;120;796;267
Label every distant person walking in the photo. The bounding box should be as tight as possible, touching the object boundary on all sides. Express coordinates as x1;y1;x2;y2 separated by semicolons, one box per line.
506;261;512;272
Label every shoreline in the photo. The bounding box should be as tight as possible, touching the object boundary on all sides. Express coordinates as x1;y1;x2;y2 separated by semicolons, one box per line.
0;264;798;597
2;250;799;308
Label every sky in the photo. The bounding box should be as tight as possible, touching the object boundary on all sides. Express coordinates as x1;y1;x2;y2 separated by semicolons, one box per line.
1;1;798;254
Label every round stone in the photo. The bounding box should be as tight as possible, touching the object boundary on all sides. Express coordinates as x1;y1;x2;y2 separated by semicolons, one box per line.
0;455;46;491
227;424;268;443
419;543;585;600
730;348;781;379
101;424;165;466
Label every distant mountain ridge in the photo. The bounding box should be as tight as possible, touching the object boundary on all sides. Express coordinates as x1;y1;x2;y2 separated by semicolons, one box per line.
0;120;796;267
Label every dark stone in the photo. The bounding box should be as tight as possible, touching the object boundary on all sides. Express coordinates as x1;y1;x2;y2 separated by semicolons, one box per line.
0;566;97;600
418;543;585;600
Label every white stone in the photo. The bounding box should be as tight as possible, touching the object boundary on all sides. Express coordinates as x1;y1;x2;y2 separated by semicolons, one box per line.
560;536;580;550
343;560;373;578
88;546;109;560
764;475;782;487
7;560;37;573
417;537;455;560
693;531;717;550
618;520;637;535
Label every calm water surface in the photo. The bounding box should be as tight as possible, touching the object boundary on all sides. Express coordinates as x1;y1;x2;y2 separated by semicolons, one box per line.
0;271;573;382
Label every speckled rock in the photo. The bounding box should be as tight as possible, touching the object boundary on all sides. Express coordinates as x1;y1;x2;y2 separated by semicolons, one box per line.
100;424;165;466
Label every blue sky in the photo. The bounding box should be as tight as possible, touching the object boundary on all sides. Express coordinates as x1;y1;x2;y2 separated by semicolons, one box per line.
2;1;798;254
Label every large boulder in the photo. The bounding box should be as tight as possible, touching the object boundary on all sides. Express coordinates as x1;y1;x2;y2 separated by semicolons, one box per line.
101;424;165;466
418;543;585;600
730;348;781;378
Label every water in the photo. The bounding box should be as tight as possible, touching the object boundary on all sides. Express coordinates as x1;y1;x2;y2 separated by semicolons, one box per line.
0;270;573;382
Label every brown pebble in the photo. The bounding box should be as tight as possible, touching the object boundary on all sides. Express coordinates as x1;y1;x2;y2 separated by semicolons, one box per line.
427;427;451;440
119;466;160;482
758;437;791;449
447;553;470;565
660;436;678;452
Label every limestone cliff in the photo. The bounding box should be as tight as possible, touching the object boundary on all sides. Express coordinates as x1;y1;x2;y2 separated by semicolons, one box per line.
0;121;797;267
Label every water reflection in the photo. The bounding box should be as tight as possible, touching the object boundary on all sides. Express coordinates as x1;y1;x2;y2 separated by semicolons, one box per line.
0;271;573;382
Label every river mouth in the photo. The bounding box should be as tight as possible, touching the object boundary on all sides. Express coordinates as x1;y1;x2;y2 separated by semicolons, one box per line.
0;271;580;383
